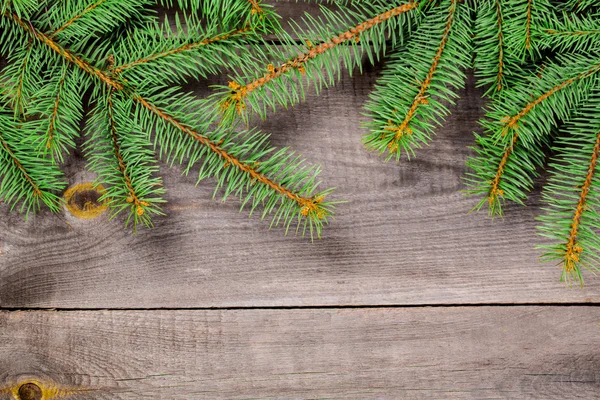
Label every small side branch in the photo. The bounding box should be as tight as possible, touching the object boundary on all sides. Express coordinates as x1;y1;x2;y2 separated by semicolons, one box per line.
50;0;108;37
133;95;323;215
46;67;68;151
495;0;504;91
501;62;600;133
525;0;532;50
487;133;519;207
6;12;123;90
0;134;42;197
225;1;419;113
387;0;456;149
107;91;149;216
564;130;600;273
112;26;253;74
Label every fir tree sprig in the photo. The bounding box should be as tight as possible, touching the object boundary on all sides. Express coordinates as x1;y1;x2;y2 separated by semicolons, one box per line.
0;110;65;214
465;53;600;215
29;64;84;163
538;10;600;53
85;88;165;228
362;0;472;160
1;1;335;237
503;0;552;60
537;94;600;285
213;0;420;123
109;12;260;84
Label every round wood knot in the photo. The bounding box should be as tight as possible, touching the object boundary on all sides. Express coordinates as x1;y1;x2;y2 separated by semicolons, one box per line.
63;182;108;220
18;383;42;400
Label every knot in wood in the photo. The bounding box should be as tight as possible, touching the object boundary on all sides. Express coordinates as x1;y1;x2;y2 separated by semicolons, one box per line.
18;383;42;400
63;182;108;220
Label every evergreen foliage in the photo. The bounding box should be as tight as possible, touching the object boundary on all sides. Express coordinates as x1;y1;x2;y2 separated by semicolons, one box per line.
1;0;600;283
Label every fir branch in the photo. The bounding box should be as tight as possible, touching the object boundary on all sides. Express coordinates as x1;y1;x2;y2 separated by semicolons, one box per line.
502;64;600;133
28;64;85;163
563;131;600;279
386;0;457;146
538;11;600;53
45;67;67;151
11;39;32;117
112;27;253;73
0;112;65;214
537;95;600;285
50;0;109;36
4;9;334;236
85;89;165;228
0;38;40;118
503;0;552;60
214;0;419;122
5;11;124;90
363;0;472;160
466;54;600;215
110;12;259;84
132;87;334;237
135;94;326;214
474;0;518;95
524;0;532;51
0;129;41;198
43;0;151;44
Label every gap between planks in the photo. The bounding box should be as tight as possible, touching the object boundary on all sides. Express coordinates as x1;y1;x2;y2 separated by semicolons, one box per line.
1;302;599;312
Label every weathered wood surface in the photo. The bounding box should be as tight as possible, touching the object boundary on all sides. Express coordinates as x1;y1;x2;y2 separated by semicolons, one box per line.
1;307;599;399
2;2;600;398
1;68;599;308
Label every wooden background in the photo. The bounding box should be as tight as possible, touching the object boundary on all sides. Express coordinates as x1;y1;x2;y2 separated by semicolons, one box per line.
1;2;600;399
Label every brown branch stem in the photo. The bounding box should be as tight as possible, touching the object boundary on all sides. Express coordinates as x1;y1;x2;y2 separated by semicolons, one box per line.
495;0;504;92
46;68;67;150
133;95;321;214
525;0;532;50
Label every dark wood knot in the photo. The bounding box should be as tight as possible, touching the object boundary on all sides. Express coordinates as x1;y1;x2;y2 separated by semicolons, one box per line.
18;383;42;400
63;182;108;219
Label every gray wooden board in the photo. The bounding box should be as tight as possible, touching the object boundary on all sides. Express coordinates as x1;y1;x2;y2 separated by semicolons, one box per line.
2;2;600;398
1;65;599;307
1;306;599;399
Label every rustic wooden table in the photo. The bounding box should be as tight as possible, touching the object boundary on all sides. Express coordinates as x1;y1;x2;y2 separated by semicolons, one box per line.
1;2;600;399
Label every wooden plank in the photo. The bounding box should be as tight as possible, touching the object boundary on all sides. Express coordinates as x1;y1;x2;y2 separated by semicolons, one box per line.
0;307;598;399
2;67;599;308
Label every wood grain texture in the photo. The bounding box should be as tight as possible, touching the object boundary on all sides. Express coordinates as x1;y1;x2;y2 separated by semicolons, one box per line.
1;307;599;399
2;68;600;308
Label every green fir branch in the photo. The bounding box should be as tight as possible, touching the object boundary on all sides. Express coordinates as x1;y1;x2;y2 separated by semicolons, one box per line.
538;11;600;53
465;53;600;215
132;87;335;237
2;6;335;237
110;12;260;85
27;64;86;163
43;0;151;41
0;111;65;214
362;0;472;160
537;94;600;285
503;0;552;60
85;89;165;228
212;0;420;123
